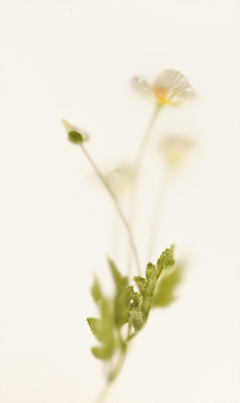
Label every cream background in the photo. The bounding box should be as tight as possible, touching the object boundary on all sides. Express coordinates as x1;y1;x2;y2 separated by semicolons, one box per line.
0;1;239;403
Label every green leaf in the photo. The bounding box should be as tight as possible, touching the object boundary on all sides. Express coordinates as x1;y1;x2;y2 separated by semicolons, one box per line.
152;264;182;307
87;318;103;342
129;292;145;331
129;306;144;331
146;263;158;293
107;257;132;328
156;244;175;278
91;276;103;305
114;285;133;327
134;276;148;297
88;277;116;361
131;291;141;307
87;300;114;344
91;345;113;360
99;299;115;342
108;257;128;292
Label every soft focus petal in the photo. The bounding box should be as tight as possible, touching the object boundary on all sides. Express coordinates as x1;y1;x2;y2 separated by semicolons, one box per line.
154;69;185;90
61;119;73;134
153;69;194;105
104;162;133;197
161;135;194;165
131;77;158;101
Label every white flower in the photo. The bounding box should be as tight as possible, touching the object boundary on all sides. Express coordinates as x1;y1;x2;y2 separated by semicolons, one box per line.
104;162;133;197
160;135;194;165
132;69;194;106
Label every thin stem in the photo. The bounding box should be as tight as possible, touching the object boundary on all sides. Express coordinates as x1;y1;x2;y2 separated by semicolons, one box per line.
95;334;129;403
135;104;162;175
128;104;162;275
95;380;113;403
95;351;126;403
108;349;127;383
80;144;141;276
147;165;174;262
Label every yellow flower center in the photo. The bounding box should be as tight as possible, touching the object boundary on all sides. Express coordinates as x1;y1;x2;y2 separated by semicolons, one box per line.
152;86;172;105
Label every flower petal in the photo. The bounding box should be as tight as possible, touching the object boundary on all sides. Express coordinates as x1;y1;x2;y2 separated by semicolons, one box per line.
153;69;194;105
131;77;158;101
154;69;184;89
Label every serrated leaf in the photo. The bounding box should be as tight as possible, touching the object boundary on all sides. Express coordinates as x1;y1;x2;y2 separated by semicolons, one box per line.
129;306;144;331
100;299;115;343
91;276;103;305
114;285;133;327
87;318;103;342
91;345;114;360
146;262;158;293
129;292;145;331
108;257;128;292
152;264;182;307
87;278;116;361
87;300;114;345
156;244;175;278
134;276;148;296
131;291;141;307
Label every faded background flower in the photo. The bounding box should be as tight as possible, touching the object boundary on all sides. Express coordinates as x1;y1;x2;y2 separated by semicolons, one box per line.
160;135;194;165
104;162;133;198
1;2;239;403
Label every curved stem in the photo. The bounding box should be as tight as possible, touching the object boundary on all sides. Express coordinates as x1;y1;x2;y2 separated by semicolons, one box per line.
135;104;162;175
80;144;141;276
128;104;162;276
108;349;127;383
95;380;113;403
95;352;126;403
147;166;174;262
95;322;133;403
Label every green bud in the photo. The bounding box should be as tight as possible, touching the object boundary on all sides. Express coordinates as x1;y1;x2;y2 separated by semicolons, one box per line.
68;130;84;144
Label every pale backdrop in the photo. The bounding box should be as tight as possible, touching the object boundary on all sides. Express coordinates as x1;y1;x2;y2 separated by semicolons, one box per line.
0;1;239;403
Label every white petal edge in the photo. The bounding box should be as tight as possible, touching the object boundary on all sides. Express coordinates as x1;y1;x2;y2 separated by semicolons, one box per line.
131;77;158;101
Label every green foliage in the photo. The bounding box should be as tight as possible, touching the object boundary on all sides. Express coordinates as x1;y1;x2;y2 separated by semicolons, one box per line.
87;246;180;360
108;258;128;292
129;292;144;331
152;264;182;307
133;276;148;297
68;130;84;144
91;276;103;304
146;262;158;293
87;318;103;342
87;278;115;361
114;285;133;327
156;244;175;277
108;257;133;328
129;245;178;332
91;345;113;360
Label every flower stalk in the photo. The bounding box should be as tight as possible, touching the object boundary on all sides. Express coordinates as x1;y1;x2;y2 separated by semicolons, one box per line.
80;144;141;277
63;67;194;403
128;104;162;276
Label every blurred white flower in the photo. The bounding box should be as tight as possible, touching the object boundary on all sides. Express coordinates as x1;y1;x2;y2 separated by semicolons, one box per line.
104;162;133;198
160;135;194;165
132;69;194;106
61;119;89;141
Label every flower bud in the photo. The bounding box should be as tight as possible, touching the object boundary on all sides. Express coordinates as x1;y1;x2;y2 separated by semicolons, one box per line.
68;130;84;144
62;118;89;144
